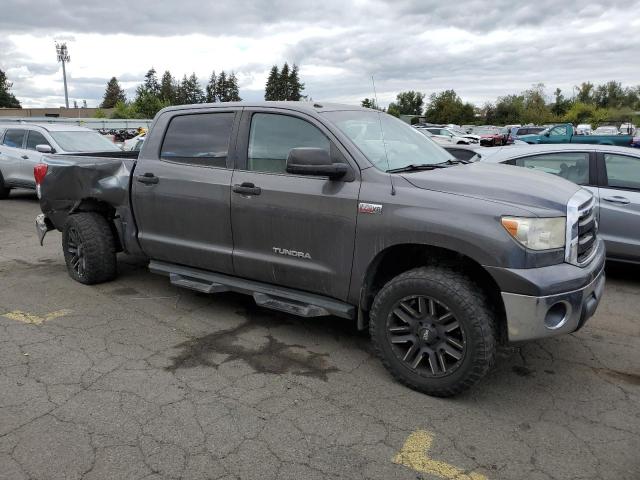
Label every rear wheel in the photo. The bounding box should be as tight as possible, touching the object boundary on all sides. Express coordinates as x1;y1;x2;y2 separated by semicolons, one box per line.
62;213;117;285
370;266;496;397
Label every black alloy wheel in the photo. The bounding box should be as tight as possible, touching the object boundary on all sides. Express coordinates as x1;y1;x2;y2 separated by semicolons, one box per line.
386;295;466;377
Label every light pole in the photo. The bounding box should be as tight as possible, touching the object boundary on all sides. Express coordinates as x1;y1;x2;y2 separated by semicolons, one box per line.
56;42;70;108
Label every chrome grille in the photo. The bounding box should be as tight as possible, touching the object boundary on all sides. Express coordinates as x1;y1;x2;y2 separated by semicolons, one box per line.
566;190;598;266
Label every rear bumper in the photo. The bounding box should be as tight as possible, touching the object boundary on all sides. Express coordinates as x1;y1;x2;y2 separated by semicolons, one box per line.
501;262;605;342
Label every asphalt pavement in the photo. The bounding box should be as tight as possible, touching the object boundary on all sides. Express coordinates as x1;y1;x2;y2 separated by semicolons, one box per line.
1;190;638;480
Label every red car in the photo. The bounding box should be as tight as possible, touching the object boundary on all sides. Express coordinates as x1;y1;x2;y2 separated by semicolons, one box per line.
472;126;504;147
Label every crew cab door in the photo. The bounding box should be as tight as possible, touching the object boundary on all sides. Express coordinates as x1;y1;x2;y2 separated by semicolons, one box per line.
230;109;359;300
0;128;29;186
132;109;240;274
596;152;640;261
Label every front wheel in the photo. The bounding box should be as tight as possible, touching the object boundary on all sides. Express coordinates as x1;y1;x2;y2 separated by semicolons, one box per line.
0;172;10;199
370;267;496;397
62;213;117;285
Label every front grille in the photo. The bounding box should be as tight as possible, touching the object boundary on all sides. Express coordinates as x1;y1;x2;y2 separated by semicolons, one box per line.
576;198;597;264
566;190;598;266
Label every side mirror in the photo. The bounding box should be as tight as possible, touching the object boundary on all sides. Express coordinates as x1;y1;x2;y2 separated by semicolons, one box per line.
35;144;53;153
544;131;550;137
286;148;348;180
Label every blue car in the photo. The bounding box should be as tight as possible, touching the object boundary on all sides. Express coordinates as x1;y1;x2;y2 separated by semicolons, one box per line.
631;134;640;148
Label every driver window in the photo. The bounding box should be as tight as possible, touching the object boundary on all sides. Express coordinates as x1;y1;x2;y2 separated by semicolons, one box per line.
549;126;567;136
25;131;52;151
248;113;330;173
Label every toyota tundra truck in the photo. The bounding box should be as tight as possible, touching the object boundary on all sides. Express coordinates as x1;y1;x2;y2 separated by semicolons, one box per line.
34;102;605;396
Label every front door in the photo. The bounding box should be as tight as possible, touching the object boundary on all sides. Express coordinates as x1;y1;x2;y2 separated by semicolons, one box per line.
230;110;360;300
132;109;239;274
597;152;640;261
546;125;570;144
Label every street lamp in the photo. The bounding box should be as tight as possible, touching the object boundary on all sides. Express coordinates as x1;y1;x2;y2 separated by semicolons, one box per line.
56;42;70;108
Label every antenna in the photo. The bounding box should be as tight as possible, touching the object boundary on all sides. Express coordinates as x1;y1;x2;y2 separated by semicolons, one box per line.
371;76;395;195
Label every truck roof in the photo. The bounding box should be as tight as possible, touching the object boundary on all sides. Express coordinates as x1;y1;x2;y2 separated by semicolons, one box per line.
158;101;368;115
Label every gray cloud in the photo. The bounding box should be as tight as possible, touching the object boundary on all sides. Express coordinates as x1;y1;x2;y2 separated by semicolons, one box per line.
1;0;639;108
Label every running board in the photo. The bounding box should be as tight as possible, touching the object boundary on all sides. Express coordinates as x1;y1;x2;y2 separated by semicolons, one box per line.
149;260;355;319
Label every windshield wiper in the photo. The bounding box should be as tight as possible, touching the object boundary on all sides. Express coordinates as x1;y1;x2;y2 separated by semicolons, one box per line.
438;158;471;165
387;163;450;173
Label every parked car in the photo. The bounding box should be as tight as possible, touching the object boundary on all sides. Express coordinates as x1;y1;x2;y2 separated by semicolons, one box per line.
480;144;640;264
421;127;478;145
471;126;504;146
518;124;634;146
442;144;484;162
631;134;640;149
509;126;546;144
35;102;604;397
0;123;121;197
593;126;620;136
576;124;593;135
123;133;146;151
619;123;636;135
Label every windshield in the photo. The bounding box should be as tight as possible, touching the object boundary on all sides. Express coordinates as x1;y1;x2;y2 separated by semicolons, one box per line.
50;131;121;152
473;127;499;135
322;110;454;171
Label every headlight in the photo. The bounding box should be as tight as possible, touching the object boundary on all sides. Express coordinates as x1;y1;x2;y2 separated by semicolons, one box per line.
501;217;566;250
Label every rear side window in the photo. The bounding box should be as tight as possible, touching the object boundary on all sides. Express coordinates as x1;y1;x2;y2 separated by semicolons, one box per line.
25;131;51;151
2;129;26;148
160;112;235;167
604;154;640;190
248;113;330;173
514;152;590;185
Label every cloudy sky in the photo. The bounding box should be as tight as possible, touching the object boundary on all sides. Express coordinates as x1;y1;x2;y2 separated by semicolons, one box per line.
1;0;639;109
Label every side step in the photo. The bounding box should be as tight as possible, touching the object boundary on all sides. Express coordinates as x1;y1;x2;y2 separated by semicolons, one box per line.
150;260;355;320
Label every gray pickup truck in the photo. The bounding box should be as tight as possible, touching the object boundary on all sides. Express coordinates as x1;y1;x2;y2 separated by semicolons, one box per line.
35;102;605;396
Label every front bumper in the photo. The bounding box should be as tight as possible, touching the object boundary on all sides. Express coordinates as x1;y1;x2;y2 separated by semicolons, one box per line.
501;263;605;342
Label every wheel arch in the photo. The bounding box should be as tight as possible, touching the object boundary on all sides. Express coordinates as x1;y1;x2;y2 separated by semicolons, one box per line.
70;198;122;251
359;243;507;342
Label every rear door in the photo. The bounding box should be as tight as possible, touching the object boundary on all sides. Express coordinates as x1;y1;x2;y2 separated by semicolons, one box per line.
132;108;240;273
596;152;640;261
0;128;28;186
230;109;360;300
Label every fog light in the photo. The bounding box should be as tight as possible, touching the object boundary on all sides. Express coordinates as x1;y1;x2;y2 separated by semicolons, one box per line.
545;302;568;329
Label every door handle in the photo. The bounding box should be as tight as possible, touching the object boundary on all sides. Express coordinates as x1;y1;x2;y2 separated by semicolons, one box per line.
21;155;29;159
233;182;261;195
136;172;159;185
602;196;630;205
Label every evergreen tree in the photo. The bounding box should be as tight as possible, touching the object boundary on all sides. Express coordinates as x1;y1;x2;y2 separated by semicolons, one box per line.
206;71;217;102
287;64;304;101
217;71;228;101
176;73;204;104
100;77;126;108
361;98;379;109
264;65;279;101
279;63;290;100
226;72;241;102
0;70;21;108
159;70;177;104
141;68;160;96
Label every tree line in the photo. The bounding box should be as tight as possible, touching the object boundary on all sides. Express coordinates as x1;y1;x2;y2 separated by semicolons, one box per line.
98;62;305;119
367;81;640;126
0;69;21;108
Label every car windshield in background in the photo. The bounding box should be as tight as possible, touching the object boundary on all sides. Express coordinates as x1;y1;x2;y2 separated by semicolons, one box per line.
50;131;121;152
323;110;454;171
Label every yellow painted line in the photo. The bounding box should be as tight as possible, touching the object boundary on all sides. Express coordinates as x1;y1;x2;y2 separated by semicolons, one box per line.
393;430;488;480
2;309;72;325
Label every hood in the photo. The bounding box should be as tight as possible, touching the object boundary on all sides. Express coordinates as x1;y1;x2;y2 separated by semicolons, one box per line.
463;134;480;140
401;162;579;213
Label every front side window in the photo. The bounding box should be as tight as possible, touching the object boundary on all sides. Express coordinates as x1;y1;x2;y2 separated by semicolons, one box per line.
604;154;640;190
2;129;26;148
25;131;51;151
514;152;589;185
161;113;235;167
248;113;330;173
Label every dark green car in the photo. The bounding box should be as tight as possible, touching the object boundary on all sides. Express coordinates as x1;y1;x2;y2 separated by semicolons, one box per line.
520;123;634;147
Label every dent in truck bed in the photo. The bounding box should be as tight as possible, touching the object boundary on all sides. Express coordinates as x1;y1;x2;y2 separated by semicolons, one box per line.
38;156;140;254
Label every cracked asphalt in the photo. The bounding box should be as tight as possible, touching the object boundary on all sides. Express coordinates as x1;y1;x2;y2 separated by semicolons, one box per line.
1;190;638;480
